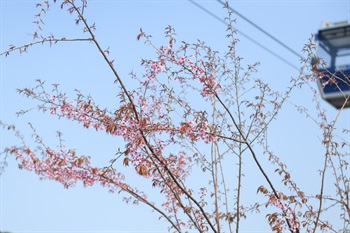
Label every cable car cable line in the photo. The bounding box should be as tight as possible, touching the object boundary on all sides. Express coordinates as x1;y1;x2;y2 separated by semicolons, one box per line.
216;0;304;59
188;0;301;71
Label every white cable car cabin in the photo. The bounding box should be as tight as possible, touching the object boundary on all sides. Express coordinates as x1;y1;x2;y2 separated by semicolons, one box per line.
313;21;350;109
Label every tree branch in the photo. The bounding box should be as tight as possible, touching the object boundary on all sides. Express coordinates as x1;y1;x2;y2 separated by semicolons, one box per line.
1;38;92;57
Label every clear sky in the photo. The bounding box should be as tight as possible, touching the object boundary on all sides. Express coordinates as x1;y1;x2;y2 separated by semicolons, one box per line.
1;0;350;232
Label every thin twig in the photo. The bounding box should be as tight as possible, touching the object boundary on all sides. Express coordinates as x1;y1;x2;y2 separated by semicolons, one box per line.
1;38;92;56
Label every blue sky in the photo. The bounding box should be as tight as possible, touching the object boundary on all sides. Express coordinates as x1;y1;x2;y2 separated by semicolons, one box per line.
1;0;350;232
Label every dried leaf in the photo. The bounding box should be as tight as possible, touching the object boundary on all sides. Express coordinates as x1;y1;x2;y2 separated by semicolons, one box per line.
123;157;129;166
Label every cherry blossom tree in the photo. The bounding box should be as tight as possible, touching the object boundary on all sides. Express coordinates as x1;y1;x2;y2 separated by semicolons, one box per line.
1;1;349;233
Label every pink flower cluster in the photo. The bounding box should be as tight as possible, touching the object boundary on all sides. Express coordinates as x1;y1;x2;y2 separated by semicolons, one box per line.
150;60;163;74
49;95;103;130
174;120;216;143
8;146;124;190
153;46;222;98
269;194;300;232
149;151;194;215
173;56;222;97
43;91;201;194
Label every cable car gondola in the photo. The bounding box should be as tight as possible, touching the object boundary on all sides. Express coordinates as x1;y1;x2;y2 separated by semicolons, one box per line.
313;21;350;109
